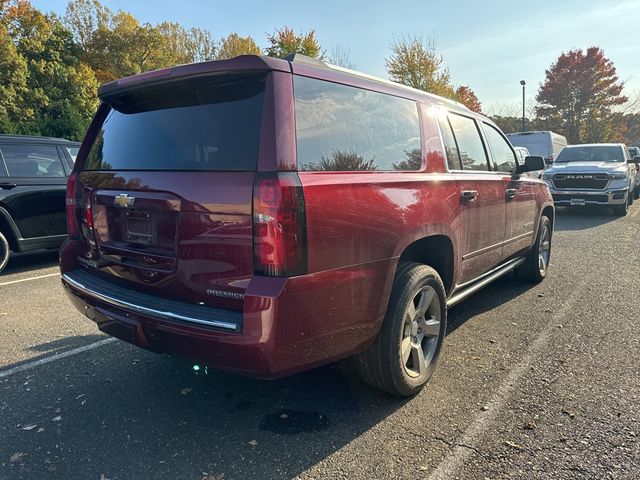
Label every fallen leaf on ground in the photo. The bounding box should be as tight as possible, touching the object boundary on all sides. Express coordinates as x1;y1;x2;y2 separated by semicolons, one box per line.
248;440;258;447
9;452;26;463
505;440;524;450
21;424;37;431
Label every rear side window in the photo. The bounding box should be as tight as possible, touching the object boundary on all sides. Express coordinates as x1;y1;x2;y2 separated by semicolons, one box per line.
436;114;461;170
85;74;266;171
483;123;517;172
0;144;66;177
294;76;421;171
448;113;489;171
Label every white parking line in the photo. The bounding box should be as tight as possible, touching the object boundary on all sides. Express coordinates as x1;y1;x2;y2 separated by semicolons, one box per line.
0;272;60;287
427;282;587;480
0;338;117;379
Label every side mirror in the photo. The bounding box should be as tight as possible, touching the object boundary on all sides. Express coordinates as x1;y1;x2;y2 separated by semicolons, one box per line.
544;157;554;166
633;155;640;164
518;155;545;174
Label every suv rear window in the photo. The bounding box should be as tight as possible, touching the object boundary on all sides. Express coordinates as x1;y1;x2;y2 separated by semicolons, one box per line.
294;76;421;171
84;74;266;171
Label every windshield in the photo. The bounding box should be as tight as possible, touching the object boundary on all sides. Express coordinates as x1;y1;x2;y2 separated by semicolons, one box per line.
84;74;266;171
555;145;623;163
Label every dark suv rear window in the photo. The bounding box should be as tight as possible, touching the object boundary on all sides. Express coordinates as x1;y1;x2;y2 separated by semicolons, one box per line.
85;74;266;171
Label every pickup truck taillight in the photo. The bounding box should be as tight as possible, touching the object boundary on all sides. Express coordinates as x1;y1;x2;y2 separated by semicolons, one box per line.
252;173;307;276
65;173;80;237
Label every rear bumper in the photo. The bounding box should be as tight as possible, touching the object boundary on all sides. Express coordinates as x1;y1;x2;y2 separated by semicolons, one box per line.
61;258;390;379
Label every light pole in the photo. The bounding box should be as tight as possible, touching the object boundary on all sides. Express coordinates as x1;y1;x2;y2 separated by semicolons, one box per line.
520;80;526;132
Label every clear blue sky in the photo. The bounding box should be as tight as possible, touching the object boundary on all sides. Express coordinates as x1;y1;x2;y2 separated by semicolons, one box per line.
31;0;640;113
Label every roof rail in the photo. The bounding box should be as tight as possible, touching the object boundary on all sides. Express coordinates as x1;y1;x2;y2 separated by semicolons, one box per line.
284;53;327;67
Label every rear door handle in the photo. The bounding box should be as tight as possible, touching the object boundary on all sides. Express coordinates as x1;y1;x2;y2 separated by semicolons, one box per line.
505;188;517;200
461;190;478;202
0;183;17;190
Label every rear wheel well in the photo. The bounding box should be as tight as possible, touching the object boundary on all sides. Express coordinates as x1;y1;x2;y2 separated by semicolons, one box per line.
542;206;554;233
0;214;18;252
398;235;454;295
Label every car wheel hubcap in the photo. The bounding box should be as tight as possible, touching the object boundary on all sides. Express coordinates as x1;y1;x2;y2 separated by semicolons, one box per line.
538;224;551;275
401;285;441;378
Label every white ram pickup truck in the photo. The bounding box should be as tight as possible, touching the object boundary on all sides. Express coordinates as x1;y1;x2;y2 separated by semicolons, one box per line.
542;143;637;216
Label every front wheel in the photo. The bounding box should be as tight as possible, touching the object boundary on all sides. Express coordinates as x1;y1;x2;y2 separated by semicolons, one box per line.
0;231;10;274
613;196;629;216
634;185;640;200
353;262;447;397
516;215;551;283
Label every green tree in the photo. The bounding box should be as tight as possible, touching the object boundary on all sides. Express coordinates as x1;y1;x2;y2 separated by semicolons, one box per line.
386;36;455;98
2;0;98;139
535;47;628;143
63;0;111;50
266;26;322;59
216;32;261;59
0;17;30;133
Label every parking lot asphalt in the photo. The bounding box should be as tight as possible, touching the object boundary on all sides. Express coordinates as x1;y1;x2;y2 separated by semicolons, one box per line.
1;206;639;480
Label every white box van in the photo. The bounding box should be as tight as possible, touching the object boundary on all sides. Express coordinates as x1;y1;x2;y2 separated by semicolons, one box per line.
506;131;567;166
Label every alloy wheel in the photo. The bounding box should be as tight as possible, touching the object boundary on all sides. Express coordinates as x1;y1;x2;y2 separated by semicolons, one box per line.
401;285;441;378
538;224;551;275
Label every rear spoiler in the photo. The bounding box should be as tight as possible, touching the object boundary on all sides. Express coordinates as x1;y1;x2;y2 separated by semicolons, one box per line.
98;55;291;101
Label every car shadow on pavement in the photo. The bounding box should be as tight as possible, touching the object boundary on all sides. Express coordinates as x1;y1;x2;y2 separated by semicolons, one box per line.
446;273;532;336
0;335;108;374
0;343;409;480
553;205;620;232
26;334;107;354
1;250;59;276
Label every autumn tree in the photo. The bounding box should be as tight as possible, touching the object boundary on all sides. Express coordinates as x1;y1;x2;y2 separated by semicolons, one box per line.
535;47;628;143
266;26;322;59
386;36;455;98
216;33;261;59
455;85;482;113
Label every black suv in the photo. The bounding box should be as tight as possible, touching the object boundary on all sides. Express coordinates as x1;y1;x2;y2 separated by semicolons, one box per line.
0;135;79;272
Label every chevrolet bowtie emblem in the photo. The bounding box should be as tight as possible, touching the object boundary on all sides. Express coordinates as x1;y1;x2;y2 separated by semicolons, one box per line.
114;193;135;208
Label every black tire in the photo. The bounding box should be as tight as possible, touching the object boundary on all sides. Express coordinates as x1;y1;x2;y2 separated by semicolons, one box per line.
613;196;629;216
353;262;447;397
0;230;9;274
634;186;640;200
516;215;551;284
629;188;635;205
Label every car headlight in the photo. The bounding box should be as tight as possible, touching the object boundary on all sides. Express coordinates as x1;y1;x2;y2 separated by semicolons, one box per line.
542;173;553;180
610;173;627;180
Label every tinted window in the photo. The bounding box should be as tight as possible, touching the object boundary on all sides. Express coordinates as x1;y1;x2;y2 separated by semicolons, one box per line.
66;146;79;162
556;145;624;163
294;76;421;171
85;74;266;171
448;113;489;171
483;123;516;172
0;144;65;177
436;115;461;170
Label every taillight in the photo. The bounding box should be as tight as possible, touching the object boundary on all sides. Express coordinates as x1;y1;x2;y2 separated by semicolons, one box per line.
253;173;307;276
65;173;80;237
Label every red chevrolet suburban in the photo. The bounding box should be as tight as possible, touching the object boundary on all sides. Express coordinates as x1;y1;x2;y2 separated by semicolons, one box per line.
60;55;554;396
